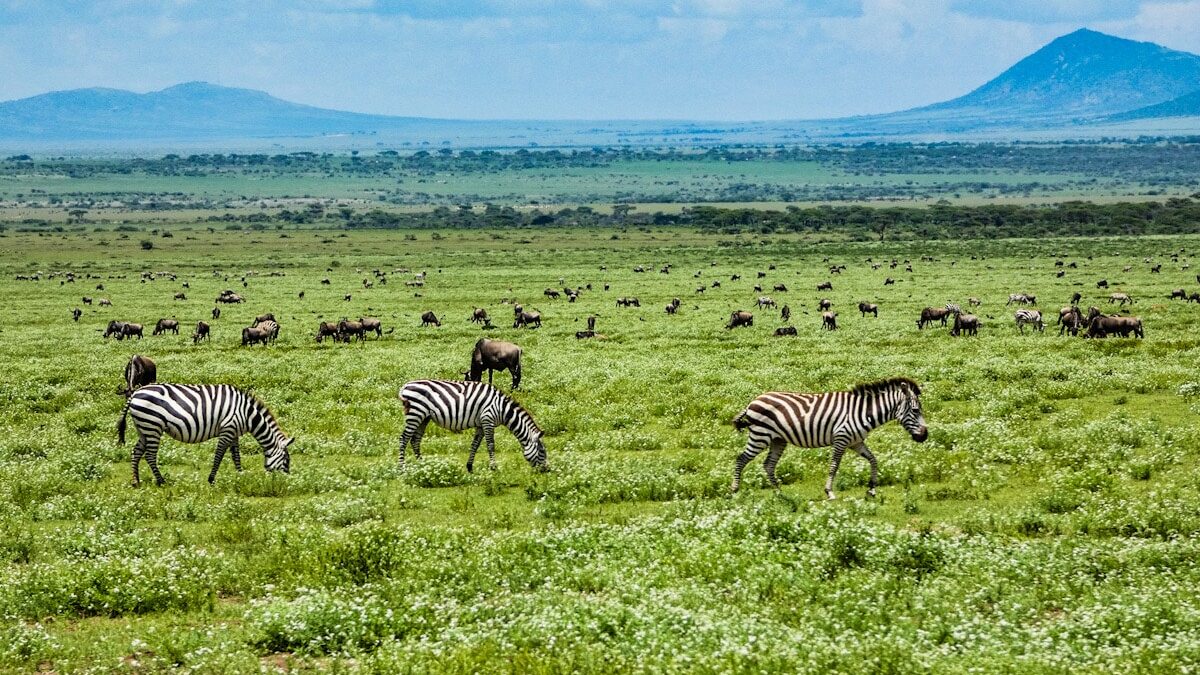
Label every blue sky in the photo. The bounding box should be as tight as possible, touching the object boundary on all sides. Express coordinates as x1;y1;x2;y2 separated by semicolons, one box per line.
1;0;1198;120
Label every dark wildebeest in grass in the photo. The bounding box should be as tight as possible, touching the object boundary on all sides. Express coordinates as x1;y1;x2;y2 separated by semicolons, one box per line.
193;321;210;344
211;307;221;320
514;311;542;329
969;297;981;307
1109;292;1133;305
1151;264;1162;273
950;313;979;336
1087;315;1143;338
1097;279;1108;289
1058;307;1084;336
756;296;776;309
242;325;272;346
420;311;442;327
338;319;366;342
859;302;878;318
216;291;244;304
616;297;640;307
774;326;797;336
773;284;788;292
821;312;838;331
575;330;597;339
1189;292;1200;304
780;305;791;322
120;355;156;397
544;288;561;300
153;319;179;336
104;321;127;339
359;317;383;338
665;300;679;314
917;307;951;329
817;281;833;291
72;308;82;322
726;311;754;329
254;313;276;326
1070;292;1082;305
465;338;523;389
817;298;832;311
82;296;93;305
513;304;524;316
98;298;112;307
470;307;489;324
315;321;340;343
884;277;895;286
174;292;186;300
1169;288;1187;300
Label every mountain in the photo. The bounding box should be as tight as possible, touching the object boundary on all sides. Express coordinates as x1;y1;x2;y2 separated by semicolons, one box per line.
0;81;457;141
1105;88;1200;121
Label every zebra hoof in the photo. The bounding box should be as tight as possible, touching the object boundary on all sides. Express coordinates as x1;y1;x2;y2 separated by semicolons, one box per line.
466;463;474;473
488;463;498;472
825;493;837;501
867;489;877;499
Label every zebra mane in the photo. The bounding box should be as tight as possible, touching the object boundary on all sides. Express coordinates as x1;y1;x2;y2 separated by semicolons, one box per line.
241;387;281;426
850;377;921;397
502;392;541;434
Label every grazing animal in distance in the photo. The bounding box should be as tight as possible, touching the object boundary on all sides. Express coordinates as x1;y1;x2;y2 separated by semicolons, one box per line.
98;298;112;307
968;297;981;307
821;312;838;331
420;311;442;327
773;283;788;292
359;317;383;338
756;296;776;309
337;319;366;342
616;297;641;307
1014;309;1044;333
82;296;93;305
465;338;522;389
883;278;895;286
1087;315;1143;338
1189;292;1200;304
544;288;561;300
780;305;791;322
241;325;272;346
945;303;962;315
514;311;542;329
1169;288;1186;300
587;315;596;331
1006;293;1035;306
72;308;82;322
817;281;833;291
817;298;832;311
1109;293;1133;305
397;380;548;472
174;292;186;300
1058;306;1084;336
917;307;951;329
315;321;340;343
950;313;979;337
153;319;179;336
726;311;754;329
1097;279;1108;289
120;355;157;397
858;302;878;317
470;307;489;323
193;321;210;344
253;313;275;326
731;377;927;499
104;320;128;339
1070;292;1082;305
117;383;292;486
211;307;221;320
774;326;797;337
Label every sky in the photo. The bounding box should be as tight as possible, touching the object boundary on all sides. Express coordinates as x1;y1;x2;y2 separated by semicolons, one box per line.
0;0;1198;120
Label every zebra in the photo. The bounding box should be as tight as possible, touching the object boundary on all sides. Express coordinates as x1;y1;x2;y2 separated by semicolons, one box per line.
1014;309;1044;333
117;384;293;486
731;377;928;499
945;302;962;315
398;380;548;473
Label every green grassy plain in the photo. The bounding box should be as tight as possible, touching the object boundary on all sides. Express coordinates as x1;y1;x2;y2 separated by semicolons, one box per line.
1;226;1200;672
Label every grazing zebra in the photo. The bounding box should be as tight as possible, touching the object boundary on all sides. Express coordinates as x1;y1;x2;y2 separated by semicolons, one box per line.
117;384;293;486
731;378;928;499
1014;309;1044;333
398;380;548;473
945;302;962;314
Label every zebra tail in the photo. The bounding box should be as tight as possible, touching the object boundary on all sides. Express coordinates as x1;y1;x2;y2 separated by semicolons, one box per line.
732;410;752;432
117;401;130;445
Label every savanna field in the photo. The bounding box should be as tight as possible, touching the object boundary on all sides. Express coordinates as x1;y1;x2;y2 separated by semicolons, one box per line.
3;225;1200;673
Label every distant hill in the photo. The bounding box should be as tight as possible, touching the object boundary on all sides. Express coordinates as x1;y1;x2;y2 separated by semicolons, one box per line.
0;28;1198;147
0;81;457;141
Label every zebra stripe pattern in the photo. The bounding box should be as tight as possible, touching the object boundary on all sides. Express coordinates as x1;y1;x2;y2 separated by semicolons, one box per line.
945;303;962;314
731;378;928;499
117;384;293;485
398;379;548;472
1015;309;1044;333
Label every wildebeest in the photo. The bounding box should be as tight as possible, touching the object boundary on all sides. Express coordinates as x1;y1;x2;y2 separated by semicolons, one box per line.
82;296;93;305
338;319;366;342
1006;293;1036;305
917;307;952;329
465;338;522;389
315;321;340;342
242;325;272;346
883;277;895;286
193;321;210;344
420;311;442;327
780;305;791;322
72;308;82;322
120;355;157;396
575;331;597;339
98;298;112;307
174;292;187;300
756;296;776;308
616;297;641;307
544;288;561;300
821;312;838;330
666;298;681;314
360;317;383;338
774;326;797;336
1109;292;1133;305
1087;315;1143;338
470;307;489;323
858;302;878;317
254;313;276;326
968;297;981;307
817;281;833;291
104;320;127;339
587;315;597;331
817;298;832;311
1070;292;1082;305
1189;292;1200;304
1014;309;1044;333
950;313;979;336
773;284;788;292
1151;264;1162;273
1169;288;1187;300
726;311;753;329
153;319;180;336
1097;279;1109;288
1058;306;1084;336
211;307;221;320
514;311;542;329
216;291;244;304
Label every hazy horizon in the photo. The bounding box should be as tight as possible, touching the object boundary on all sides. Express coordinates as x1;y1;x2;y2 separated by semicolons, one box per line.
1;1;1199;121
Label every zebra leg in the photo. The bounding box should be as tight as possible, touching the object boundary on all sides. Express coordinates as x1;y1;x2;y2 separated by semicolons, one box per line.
853;441;879;498
131;435;148;487
485;422;498;471
825;438;851;500
145;435;166;486
467;428;484;473
762;438;787;489
209;430;236;484
732;431;770;492
410;420;429;460
231;440;242;472
398;414;423;465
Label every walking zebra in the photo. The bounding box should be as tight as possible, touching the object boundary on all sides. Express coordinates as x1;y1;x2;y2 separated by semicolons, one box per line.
398;380;548;472
117;384;293;486
1014;309;1044;333
731;378;928;499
